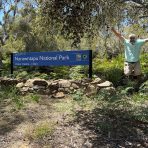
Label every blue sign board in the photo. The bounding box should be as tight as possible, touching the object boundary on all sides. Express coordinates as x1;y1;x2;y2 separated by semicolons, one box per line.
13;50;91;66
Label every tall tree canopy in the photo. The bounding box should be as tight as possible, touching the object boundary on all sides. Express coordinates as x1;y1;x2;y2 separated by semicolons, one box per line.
38;0;148;46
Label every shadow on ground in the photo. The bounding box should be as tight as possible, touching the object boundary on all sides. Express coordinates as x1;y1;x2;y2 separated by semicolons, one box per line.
72;105;148;147
0;113;24;135
0;92;54;136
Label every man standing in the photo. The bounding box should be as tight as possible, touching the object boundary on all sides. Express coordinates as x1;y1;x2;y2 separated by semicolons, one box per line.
111;27;148;80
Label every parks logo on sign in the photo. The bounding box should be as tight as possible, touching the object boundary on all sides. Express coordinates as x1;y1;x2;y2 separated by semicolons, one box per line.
76;54;88;61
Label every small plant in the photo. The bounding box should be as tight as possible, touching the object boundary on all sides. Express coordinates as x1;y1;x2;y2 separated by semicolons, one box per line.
49;66;69;79
93;54;124;86
26;121;56;140
72;89;84;101
30;94;40;103
69;66;87;80
0;86;24;109
15;71;28;79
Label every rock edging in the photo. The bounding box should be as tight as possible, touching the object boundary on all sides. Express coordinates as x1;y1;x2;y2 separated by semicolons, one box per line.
0;77;115;98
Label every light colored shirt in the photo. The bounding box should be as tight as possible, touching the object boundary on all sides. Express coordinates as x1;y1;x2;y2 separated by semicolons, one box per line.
124;39;145;62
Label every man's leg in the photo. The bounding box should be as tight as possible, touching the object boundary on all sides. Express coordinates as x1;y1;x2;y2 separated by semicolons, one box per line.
133;62;143;91
123;62;133;84
133;61;142;80
124;62;133;77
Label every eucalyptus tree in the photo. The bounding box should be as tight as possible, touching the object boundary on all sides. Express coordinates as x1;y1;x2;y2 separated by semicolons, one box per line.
38;0;148;47
0;0;20;45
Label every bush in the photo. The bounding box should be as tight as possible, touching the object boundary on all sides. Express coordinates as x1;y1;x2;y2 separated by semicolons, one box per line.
93;53;148;86
69;66;87;80
93;54;124;85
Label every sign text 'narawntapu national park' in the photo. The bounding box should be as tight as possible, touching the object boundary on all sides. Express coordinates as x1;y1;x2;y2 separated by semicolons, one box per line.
11;50;92;78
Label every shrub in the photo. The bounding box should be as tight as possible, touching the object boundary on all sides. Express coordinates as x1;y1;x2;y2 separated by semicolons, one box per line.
93;54;124;85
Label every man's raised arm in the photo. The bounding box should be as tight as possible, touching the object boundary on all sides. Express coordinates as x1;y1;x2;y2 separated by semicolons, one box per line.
111;27;125;41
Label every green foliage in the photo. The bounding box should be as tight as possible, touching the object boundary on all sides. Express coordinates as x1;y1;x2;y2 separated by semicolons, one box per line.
30;94;40;103
0;85;41;109
26;121;56;140
132;93;148;103
12;69;49;80
49;66;69;79
69;66;87;80
33;122;55;139
0;86;23;109
72;89;84;101
2;37;25;53
36;73;49;80
15;71;28;79
93;90;148;122
93;54;124;85
141;54;148;73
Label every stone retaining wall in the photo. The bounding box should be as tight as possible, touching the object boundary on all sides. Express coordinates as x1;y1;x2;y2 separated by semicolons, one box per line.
0;77;116;98
1;77;147;98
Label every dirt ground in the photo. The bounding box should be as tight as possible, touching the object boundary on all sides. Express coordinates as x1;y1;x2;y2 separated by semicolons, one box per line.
0;94;148;148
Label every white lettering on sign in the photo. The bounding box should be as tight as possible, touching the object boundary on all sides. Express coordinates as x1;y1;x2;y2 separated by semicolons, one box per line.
14;55;70;62
28;57;38;61
22;57;29;61
15;57;22;61
39;56;58;61
15;57;38;61
58;55;69;61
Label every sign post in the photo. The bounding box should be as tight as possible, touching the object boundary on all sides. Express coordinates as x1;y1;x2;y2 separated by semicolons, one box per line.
11;53;13;75
89;50;92;78
11;50;92;78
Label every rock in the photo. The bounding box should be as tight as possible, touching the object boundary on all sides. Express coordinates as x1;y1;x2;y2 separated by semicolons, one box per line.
33;85;46;90
58;88;65;92
0;77;118;96
52;90;57;94
0;78;18;85
70;80;82;88
48;82;59;91
33;79;48;87
24;78;48;88
64;88;70;93
24;79;34;87
97;81;113;88
86;84;97;96
91;77;102;84
82;78;92;83
99;87;116;95
58;80;71;88
16;82;24;88
82;82;89;87
71;83;79;89
53;92;65;98
104;87;116;91
70;87;74;91
21;87;29;92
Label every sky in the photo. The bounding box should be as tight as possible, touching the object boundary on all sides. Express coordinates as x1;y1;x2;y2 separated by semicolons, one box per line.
0;10;3;22
0;1;24;23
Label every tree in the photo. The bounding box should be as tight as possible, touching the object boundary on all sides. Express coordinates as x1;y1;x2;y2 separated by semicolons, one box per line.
38;0;148;47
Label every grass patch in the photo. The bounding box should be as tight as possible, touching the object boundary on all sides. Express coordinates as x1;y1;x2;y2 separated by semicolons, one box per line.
53;98;74;114
0;86;41;110
0;86;24;109
24;93;40;103
25;121;56;140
